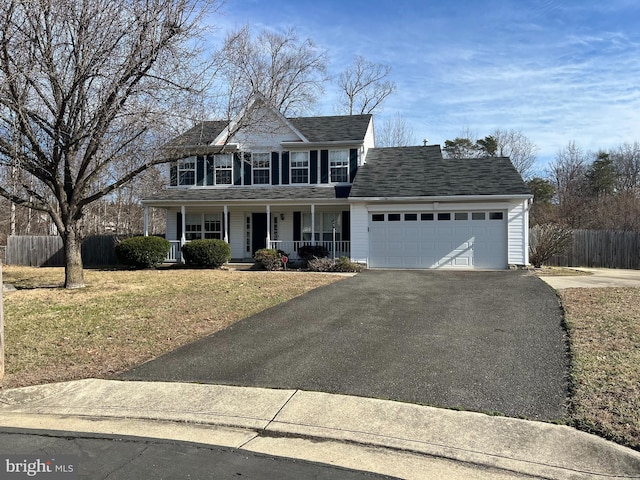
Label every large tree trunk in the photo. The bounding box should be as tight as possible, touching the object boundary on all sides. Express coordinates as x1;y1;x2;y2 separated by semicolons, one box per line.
63;227;85;289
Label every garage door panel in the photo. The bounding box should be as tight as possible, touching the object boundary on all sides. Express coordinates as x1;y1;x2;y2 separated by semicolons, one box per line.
369;211;507;269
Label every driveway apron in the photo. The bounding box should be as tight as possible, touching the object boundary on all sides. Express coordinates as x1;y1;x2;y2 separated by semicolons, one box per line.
119;270;569;421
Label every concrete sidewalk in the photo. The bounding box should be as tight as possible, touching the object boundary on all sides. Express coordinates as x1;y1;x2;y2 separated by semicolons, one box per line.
1;379;639;479
537;267;640;289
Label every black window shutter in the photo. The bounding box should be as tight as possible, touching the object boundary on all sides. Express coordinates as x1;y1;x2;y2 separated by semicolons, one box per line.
342;211;350;241
320;150;329;183
176;212;183;240
196;156;205;185
282;151;290;184
170;164;178;186
271;152;280;185
233;153;242;185
310;150;318;184
293;211;301;241
349;149;358;183
206;155;214;185
243;152;252;185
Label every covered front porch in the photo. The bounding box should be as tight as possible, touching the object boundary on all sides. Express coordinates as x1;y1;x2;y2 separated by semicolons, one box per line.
144;202;351;264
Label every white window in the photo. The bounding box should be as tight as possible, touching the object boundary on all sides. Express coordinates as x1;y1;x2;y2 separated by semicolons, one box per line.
252;152;270;185
291;151;309;184
204;213;222;239
178;157;196;186
185;213;202;240
214;154;233;185
301;212;341;241
329;150;349;183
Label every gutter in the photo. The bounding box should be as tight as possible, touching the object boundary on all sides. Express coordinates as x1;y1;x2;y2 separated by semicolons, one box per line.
348;194;534;203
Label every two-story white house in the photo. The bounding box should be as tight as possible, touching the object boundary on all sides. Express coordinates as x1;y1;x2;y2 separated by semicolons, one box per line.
142;97;533;269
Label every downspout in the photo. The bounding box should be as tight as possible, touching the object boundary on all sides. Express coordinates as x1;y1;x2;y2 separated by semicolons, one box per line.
223;205;229;243
180;205;186;246
266;204;271;248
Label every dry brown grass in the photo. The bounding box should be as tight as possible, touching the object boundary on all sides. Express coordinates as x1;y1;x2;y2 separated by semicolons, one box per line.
1;266;345;389
562;287;640;449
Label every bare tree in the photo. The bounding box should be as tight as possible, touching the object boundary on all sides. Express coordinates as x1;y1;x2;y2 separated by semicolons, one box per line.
546;141;589;227
609;142;640;193
375;113;415;147
491;129;538;179
337;55;396;115
0;0;218;288
217;25;328;119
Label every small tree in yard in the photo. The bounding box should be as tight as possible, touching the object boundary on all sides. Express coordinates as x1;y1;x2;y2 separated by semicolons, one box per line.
529;224;573;268
0;0;218;288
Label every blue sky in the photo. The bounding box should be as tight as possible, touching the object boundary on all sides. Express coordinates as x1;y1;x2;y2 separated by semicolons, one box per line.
209;0;640;174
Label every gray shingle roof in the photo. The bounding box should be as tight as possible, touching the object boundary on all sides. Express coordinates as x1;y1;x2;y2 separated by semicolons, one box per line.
165;121;228;147
289;115;372;142
143;186;350;203
350;146;531;197
165;115;371;147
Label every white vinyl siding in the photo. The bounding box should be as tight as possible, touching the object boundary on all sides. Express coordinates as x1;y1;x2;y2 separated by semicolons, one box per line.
507;200;529;265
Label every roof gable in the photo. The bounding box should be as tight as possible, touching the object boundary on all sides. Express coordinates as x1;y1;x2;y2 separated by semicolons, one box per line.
350;146;531;198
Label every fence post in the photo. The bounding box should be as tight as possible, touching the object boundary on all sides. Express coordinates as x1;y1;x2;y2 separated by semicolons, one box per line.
1;260;4;381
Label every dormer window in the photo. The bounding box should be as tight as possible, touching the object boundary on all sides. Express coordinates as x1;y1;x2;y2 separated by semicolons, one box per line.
178;157;196;186
290;151;309;184
214;154;233;185
252;152;271;185
330;150;349;183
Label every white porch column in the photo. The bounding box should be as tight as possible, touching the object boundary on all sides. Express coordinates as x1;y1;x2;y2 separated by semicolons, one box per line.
311;204;316;245
143;206;149;237
265;205;271;248
223;205;229;243
180;205;186;245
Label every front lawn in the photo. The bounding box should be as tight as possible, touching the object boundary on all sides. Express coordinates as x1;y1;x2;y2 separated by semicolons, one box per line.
562;287;640;450
0;266;344;389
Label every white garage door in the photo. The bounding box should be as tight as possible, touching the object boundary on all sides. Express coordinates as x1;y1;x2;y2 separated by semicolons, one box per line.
369;211;507;269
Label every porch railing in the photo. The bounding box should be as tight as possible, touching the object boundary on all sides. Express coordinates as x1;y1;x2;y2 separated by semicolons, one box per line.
268;240;351;261
167;240;182;263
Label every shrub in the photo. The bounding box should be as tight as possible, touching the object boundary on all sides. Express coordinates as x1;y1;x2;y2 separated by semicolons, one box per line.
307;256;364;273
297;244;329;262
529;223;573;268
181;239;231;268
115;236;171;269
254;248;287;271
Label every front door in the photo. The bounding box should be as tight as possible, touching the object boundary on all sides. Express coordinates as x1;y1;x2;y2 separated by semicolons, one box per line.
251;213;268;254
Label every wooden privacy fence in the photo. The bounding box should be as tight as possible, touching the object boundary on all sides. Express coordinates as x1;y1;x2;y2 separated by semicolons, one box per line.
534;229;640;269
5;235;121;267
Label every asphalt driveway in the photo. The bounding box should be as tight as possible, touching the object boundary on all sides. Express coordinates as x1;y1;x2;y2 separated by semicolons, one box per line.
119;270;569;421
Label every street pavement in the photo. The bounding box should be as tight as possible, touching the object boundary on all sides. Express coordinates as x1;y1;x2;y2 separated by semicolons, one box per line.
0;427;396;480
120;270;569;421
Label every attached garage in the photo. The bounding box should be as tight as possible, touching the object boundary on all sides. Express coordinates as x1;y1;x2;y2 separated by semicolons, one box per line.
368;210;507;269
348;146;533;269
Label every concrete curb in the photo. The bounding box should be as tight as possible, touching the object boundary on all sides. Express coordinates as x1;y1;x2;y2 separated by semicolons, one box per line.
1;379;639;479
